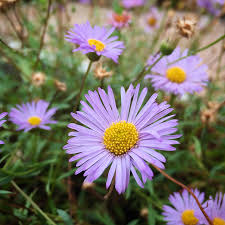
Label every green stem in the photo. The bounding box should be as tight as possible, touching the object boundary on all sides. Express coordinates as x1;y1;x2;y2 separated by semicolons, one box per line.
169;33;225;65
133;54;164;85
11;180;57;225
74;61;93;112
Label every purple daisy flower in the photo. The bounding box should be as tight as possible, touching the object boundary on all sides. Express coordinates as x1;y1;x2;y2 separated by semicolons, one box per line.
65;21;125;63
197;0;224;16
122;0;145;9
204;192;225;225
9;100;57;132
64;84;181;194
145;47;208;96
162;189;206;225
108;11;131;29
79;0;91;4
144;7;161;32
0;112;7;145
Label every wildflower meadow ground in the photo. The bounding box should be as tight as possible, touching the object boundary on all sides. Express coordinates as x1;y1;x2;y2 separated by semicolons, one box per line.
0;0;225;225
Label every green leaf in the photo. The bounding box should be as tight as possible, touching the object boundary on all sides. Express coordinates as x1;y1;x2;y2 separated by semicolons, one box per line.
193;136;202;158
127;219;139;225
57;209;73;225
0;190;12;195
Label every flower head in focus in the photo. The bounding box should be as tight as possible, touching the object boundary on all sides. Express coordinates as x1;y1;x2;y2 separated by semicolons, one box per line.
64;84;180;194
144;7;161;32
197;0;225;16
122;0;145;9
65;21;125;63
204;193;225;225
109;11;131;29
0;112;7;145
162;189;206;225
9;100;57;132
145;47;208;96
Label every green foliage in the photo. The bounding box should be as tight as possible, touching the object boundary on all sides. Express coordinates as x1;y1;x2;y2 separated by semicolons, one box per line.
0;1;225;225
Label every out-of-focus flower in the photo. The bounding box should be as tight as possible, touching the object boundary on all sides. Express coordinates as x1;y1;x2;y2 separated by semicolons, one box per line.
0;112;7;145
176;16;197;38
144;7;161;32
162;189;206;225
31;72;46;87
65;21;125;63
122;0;145;9
145;47;208;96
200;101;223;124
64;84;180;194
109;11;131;29
140;208;148;218
93;62;113;80
204;192;225;225
54;80;67;92
79;0;91;4
9;100;57;132
0;0;17;9
197;0;225;16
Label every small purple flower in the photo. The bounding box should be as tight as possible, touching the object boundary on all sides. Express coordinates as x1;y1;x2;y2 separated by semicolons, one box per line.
9;100;57;132
145;47;208;96
79;0;91;4
144;7;161;32
65;21;125;63
108;11;131;29
162;189;206;225
64;84;181;194
122;0;145;9
197;0;225;16
0;112;7;145
204;192;225;225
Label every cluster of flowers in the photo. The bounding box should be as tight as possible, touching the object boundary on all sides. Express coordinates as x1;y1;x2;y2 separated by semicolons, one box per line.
163;189;225;225
79;0;225;16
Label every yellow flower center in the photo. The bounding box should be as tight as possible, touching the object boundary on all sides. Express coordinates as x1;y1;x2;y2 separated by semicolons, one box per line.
148;17;157;27
181;210;199;225
166;66;186;83
213;217;225;225
27;116;41;126
103;121;139;156
88;39;105;52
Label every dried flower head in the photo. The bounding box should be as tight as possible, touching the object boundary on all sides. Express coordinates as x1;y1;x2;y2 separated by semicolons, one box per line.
176;16;197;38
94;63;113;80
0;0;18;9
200;101;224;124
140;208;148;218
31;72;46;87
81;181;95;190
54;80;67;92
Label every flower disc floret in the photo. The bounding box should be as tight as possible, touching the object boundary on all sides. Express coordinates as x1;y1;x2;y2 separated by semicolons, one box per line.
213;218;225;225
88;39;105;52
28;116;42;126
103;121;138;155
182;210;199;225
166;67;186;83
